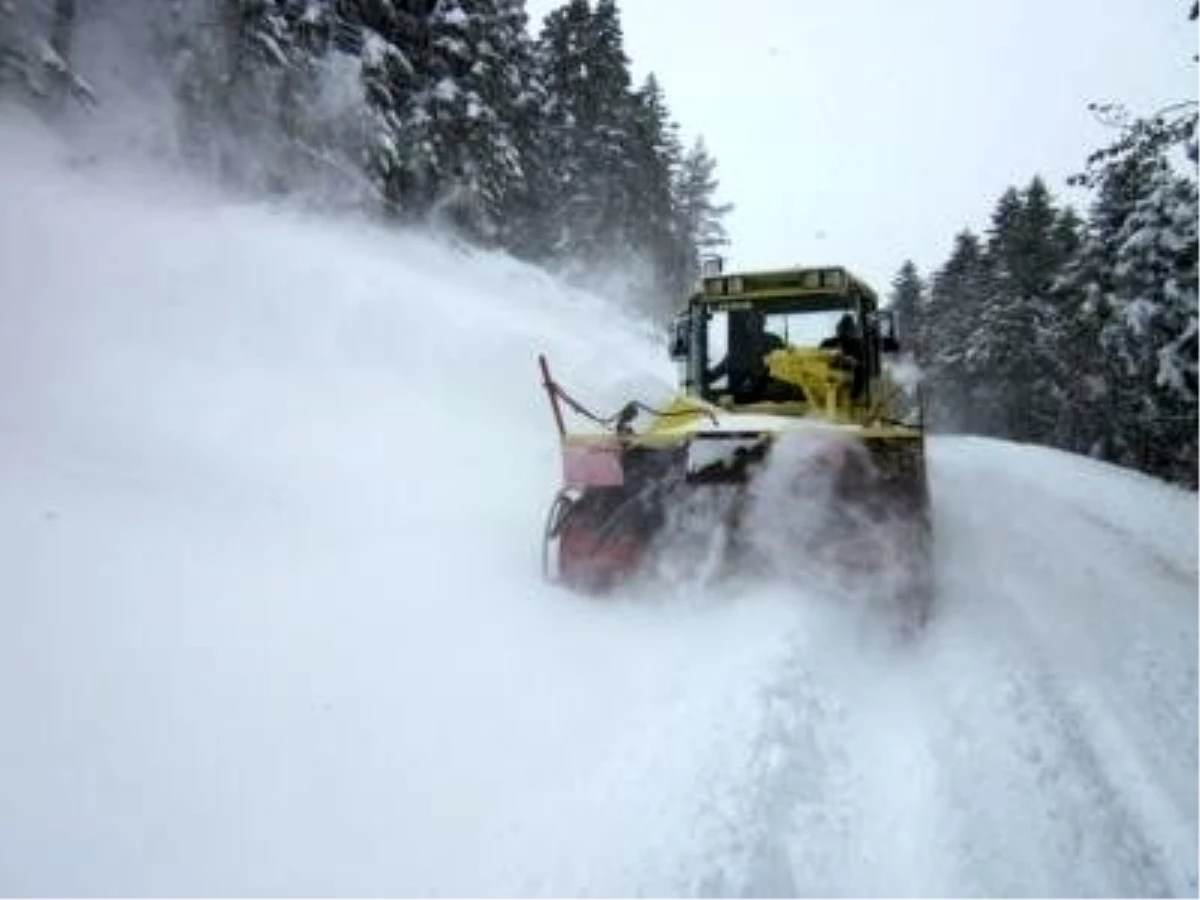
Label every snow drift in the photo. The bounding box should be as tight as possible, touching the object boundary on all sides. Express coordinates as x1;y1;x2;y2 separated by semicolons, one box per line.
0;111;1196;896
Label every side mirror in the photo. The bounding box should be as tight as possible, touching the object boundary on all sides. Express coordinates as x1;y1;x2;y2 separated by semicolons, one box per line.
877;309;900;353
668;311;691;360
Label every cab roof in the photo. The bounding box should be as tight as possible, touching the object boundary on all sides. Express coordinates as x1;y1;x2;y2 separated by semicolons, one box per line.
693;265;879;309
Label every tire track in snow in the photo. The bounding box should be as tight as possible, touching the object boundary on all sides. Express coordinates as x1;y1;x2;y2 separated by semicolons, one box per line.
686;588;952;897
912;627;1185;896
927;437;1198;895
685;436;1195;897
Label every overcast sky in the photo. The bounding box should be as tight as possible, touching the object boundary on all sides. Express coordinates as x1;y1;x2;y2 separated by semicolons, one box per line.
524;0;1197;292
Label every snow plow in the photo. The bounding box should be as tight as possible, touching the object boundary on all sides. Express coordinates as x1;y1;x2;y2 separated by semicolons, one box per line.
539;264;932;618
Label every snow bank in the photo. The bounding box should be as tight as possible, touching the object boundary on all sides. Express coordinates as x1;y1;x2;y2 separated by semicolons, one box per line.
934;435;1197;575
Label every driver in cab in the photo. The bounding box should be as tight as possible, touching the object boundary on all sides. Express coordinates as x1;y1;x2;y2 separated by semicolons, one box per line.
820;313;866;397
706;319;795;403
820;313;863;360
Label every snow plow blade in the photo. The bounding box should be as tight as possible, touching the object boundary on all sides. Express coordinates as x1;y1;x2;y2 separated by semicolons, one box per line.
543;428;931;608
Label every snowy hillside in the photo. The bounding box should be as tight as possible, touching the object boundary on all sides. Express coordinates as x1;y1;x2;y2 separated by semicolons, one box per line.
1;115;1196;896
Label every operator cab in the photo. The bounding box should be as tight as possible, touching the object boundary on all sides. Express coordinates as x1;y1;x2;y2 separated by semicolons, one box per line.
669;266;898;410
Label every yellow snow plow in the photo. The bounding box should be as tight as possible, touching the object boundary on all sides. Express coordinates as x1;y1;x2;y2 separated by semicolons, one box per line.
539;264;932;618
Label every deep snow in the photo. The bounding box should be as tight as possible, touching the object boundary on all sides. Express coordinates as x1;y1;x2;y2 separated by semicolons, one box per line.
0;113;1196;897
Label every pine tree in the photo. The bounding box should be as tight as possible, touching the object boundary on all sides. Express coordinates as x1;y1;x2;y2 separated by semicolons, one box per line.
674;136;732;273
402;0;544;242
502;28;553;258
586;0;637;253
887;260;925;359
1060;154;1164;466
172;0;347;195
481;0;545;249
533;2;731;307
975;178;1076;441
624;73;690;307
923;230;990;431
347;0;424;214
535;0;595;257
535;0;637;264
1039;206;1095;451
1098;158;1198;483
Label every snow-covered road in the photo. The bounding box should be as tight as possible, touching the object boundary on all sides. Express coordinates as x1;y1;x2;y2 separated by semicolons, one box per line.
0;115;1195;896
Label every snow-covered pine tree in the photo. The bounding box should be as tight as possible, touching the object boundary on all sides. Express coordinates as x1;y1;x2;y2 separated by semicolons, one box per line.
535;0;637;265
534;2;731;309
624;73;691;310
341;0;424;214
534;0;593;258
497;0;552;259
887;260;925;359
1096;155;1198;484
1063;1;1198;485
172;0;346;195
884;259;927;423
409;0;534;242
479;0;545;250
673;136;732;274
579;0;635;260
1056;154;1166;465
972;178;1077;442
1036;205;1092;450
923;230;990;432
968;186;1029;437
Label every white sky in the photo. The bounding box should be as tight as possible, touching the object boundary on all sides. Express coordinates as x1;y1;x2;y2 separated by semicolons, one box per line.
525;0;1198;292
